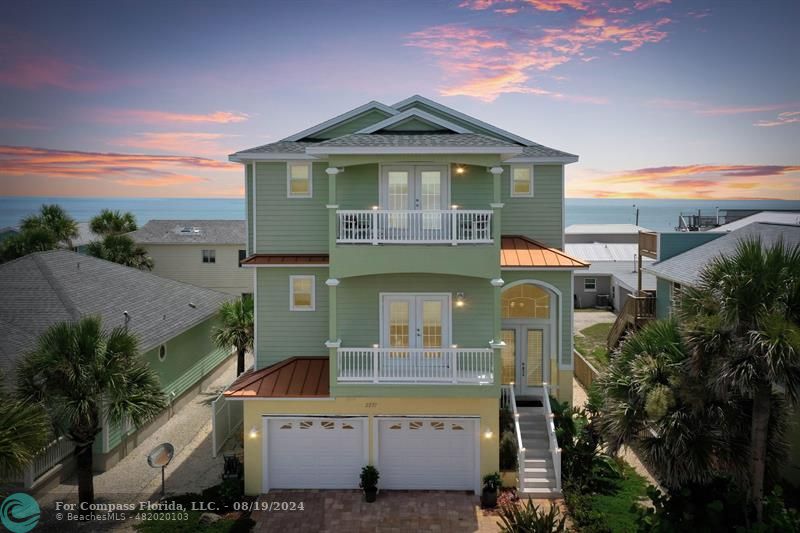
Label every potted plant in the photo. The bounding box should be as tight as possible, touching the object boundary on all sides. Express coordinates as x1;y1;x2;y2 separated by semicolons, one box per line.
360;465;380;503
481;472;502;508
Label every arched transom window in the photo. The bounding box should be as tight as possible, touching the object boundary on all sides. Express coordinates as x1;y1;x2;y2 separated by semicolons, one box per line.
502;284;551;319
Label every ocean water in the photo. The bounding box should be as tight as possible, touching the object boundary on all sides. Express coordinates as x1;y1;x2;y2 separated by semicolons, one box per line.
1;196;799;233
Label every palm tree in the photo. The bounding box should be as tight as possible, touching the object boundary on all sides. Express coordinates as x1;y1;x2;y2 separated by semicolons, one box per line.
16;316;165;505
90;209;138;237
212;297;254;376
677;237;800;521
0;227;58;263
86;234;154;271
0;374;52;479
20;204;79;247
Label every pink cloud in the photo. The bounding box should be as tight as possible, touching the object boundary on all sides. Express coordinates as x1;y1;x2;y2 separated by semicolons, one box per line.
91;108;249;125
110;132;239;156
754;111;800;127
521;0;588;11
0;145;238;188
634;0;670;10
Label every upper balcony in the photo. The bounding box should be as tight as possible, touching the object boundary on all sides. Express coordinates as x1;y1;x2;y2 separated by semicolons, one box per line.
336;208;493;245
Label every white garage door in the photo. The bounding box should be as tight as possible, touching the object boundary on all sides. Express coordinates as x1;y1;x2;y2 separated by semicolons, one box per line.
377;418;477;491
265;417;366;490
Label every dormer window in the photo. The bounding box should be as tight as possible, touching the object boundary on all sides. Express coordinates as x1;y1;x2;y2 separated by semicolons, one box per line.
510;165;534;197
287;162;312;198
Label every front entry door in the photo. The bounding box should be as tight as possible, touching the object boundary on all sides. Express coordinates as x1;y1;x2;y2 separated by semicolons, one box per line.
501;326;548;397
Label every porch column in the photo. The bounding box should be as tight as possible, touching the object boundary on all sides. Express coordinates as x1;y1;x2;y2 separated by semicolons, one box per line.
325;278;341;391
489;166;504;245
490;278;505;386
326;167;340;251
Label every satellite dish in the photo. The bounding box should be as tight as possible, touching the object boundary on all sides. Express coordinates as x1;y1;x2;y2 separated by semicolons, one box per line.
147;443;175;496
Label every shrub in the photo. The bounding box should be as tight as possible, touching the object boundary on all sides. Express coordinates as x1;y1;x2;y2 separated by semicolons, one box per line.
483;472;502;492
359;465;379;490
497;500;566;533
499;431;518;471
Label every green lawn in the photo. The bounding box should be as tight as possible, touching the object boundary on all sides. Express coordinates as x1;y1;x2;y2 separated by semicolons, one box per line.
589;463;650;532
573;322;613;369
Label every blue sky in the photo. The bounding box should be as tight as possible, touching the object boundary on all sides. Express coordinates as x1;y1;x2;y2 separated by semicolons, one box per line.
0;0;797;199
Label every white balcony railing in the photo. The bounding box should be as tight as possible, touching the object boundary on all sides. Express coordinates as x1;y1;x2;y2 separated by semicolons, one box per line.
336;209;493;245
337;347;494;384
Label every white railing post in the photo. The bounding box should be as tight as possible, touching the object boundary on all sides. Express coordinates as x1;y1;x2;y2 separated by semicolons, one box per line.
451;209;458;245
451;349;458;383
371;209;378;245
373;346;379;383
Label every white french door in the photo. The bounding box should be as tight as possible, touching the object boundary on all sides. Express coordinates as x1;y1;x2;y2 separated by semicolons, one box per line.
381;165;449;235
501;325;548;397
381;294;451;352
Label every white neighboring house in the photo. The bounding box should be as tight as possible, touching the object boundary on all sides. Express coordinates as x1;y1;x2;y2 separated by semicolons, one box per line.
565;224;652;244
128;220;252;297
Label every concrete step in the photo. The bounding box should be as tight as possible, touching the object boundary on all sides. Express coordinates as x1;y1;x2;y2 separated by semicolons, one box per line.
520;487;562;499
523;449;552;459
524;458;550;467
523;466;553;475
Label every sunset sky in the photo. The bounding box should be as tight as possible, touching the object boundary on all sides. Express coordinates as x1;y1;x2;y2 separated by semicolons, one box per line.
0;0;798;200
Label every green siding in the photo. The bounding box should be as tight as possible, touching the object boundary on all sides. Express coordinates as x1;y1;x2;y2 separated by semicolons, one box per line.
313;109;393;139
451;165;494;209
337;164;378;210
101;318;229;452
256;267;330;368
254;162;328;253
655;277;673;319
337;274;494;348
501;270;573;368
501;165;564;249
658;232;723;261
246;163;254;253
331;244;498;279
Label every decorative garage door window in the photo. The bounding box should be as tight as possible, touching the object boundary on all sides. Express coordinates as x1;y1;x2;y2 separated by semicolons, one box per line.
384;420;467;431
277;419;358;431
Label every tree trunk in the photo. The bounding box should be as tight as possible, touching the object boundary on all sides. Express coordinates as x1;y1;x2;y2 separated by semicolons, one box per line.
750;382;771;523
237;347;246;376
76;442;95;508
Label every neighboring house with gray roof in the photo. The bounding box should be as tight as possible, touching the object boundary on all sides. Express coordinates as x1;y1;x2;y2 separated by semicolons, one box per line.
0;250;235;471
566;242;656;311
644;222;800;320
128;219;252;296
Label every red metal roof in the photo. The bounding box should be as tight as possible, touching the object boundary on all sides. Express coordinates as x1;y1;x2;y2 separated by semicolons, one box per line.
241;254;329;266
501;235;589;268
224;357;330;398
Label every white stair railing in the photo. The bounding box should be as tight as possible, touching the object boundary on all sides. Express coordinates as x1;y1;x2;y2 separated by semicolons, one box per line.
502;384;525;491
542;382;562;491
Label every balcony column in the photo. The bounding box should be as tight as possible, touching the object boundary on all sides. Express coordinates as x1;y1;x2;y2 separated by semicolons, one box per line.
489;166;504;246
490;277;505;385
325;278;341;390
326;167;340;251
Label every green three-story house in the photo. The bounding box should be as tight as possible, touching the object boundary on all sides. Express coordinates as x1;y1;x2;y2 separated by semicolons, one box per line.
225;95;588;497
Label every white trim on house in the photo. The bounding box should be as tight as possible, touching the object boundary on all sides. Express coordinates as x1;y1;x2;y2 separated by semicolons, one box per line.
305;146;523;156
230;153;320;162
245;167;250;256
356;109;471;134
253;268;258;370
510;164;534;198
391;95;535;147
289;275;316;311
504;156;579;164
286;161;313;198
283;101;399;142
252;162;257;253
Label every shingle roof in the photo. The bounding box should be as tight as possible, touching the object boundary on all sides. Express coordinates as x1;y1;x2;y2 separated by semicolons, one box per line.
0;250;233;380
645;223;800;286
235;141;315;155
128;220;246;245
225;357;330;398
519;144;577;158
314;133;520;148
501;235;589;268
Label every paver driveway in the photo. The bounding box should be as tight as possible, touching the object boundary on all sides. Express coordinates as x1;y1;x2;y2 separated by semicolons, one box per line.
252;490;503;532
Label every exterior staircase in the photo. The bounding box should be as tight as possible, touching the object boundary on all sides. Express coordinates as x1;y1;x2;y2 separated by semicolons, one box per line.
517;405;561;497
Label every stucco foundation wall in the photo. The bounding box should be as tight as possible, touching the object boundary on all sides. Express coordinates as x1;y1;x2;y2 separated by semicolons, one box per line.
240;396;499;495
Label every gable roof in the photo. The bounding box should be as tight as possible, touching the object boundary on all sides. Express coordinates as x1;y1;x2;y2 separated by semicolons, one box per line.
501;235;589;268
231;95;577;163
128;219;246;245
0;250;233;380
356;108;471;134
224;357;330;398
644;222;800;286
282;101;398;142
306;133;523;155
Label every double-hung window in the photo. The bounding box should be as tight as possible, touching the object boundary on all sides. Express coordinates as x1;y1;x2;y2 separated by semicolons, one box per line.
287;162;312;198
202;249;216;263
290;275;315;311
510;165;534;197
584;278;597;292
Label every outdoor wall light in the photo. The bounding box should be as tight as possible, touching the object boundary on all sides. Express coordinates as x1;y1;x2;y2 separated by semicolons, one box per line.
371;205;379;210
451;204;459;209
372;343;380;349
455;292;465;307
455;166;465;175
248;426;259;439
450;344;458;349
484;429;494;439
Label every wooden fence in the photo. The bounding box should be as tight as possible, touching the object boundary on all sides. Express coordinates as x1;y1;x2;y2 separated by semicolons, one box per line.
573;349;600;390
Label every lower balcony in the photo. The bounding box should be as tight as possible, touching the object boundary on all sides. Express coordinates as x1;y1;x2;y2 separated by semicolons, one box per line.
337;347;494;384
336;209;493;245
